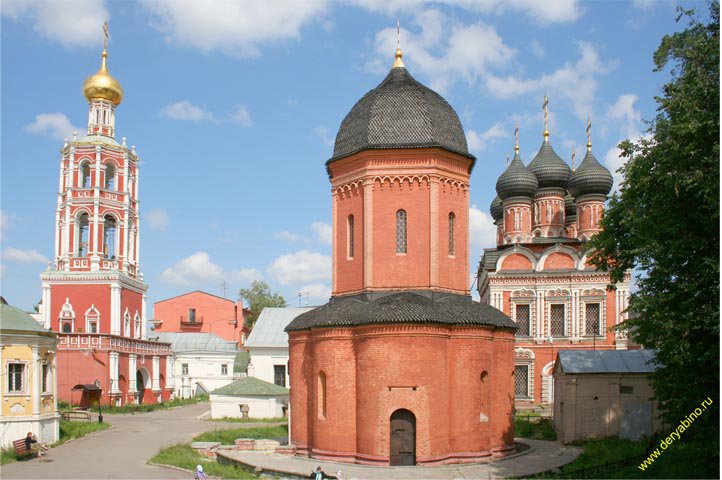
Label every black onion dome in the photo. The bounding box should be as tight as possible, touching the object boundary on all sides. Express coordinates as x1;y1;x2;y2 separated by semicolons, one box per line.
495;153;538;200
568;150;613;197
286;291;516;332
564;193;577;218
490;195;503;222
528;140;571;190
330;67;473;162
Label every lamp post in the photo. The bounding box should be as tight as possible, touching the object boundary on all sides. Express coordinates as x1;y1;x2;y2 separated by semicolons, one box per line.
94;379;103;424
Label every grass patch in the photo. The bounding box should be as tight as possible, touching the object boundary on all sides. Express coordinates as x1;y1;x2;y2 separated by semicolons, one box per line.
193;425;289;445
1;448;19;466
209;417;287;424
514;417;556;440
150;444;255;479
103;395;207;414
57;419;111;445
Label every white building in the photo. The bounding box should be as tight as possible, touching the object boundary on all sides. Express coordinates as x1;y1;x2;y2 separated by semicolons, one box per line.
154;332;238;399
245;307;313;388
210;376;289;419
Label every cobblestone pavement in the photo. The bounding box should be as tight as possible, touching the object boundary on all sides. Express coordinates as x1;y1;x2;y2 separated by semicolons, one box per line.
1;402;274;479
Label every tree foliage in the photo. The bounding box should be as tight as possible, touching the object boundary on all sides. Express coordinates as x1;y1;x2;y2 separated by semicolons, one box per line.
238;280;288;331
589;2;719;445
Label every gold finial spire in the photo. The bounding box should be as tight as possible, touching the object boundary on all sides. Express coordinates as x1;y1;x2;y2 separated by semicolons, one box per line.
393;20;405;68
571;146;576;171
586;117;592;151
514;121;520;154
103;20;109;52
82;21;123;106
543;93;549;140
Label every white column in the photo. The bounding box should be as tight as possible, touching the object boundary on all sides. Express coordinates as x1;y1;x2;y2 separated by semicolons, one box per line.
141;294;147;340
32;347;41;415
63;206;71;264
110;285;121;335
537;291;545;338
363;180;373;289
42;285;51;329
109;351;120;394
128;354;137;392
152;356;160;391
165;356;174;389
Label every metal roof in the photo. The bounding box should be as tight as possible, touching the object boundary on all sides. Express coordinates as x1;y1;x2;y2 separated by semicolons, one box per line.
0;304;53;334
245;307;314;348
211;376;289;397
153;332;238;353
557;349;659;374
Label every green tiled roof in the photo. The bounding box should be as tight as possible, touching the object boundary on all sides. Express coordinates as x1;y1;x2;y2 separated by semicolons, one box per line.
234;351;250;374
212;376;289;396
0;304;51;334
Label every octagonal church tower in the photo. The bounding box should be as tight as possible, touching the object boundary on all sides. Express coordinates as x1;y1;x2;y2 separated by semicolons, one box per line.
286;46;517;466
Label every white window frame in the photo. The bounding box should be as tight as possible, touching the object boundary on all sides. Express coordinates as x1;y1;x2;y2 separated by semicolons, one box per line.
42;363;51;394
548;302;568;337
221;364;228;376
6;361;27;394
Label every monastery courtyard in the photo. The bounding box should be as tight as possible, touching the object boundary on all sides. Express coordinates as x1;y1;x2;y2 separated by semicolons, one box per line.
1;402;580;480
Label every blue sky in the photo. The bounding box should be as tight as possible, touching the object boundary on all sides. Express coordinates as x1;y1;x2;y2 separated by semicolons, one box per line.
1;0;687;311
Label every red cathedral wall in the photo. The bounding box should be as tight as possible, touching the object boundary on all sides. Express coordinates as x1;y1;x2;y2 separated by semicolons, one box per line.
50;284;110;332
289;325;516;465
334;186;364;294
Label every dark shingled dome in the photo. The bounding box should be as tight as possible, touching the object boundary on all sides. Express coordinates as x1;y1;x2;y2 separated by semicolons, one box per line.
330;67;472;162
528;140;571;190
490;195;503;222
568;150;613;198
495;153;538;200
286;291;516;332
564;193;577;219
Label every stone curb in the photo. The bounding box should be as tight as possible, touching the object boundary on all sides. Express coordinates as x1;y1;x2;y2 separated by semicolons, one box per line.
52;424;116;448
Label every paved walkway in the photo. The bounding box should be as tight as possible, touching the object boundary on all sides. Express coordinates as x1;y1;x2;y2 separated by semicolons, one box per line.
218;439;582;480
1;402;280;479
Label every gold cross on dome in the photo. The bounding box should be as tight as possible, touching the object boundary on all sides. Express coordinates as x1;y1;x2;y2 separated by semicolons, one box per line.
103;21;109;51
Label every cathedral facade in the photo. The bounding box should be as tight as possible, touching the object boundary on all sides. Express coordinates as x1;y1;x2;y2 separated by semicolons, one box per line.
39;31;173;406
286;48;517;466
478;109;632;406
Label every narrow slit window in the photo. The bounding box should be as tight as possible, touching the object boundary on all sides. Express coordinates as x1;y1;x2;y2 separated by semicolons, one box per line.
396;210;407;254
347;215;354;259
318;371;327;419
448;212;456;256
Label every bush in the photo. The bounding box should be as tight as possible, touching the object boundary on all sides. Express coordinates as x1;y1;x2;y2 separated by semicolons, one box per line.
104;395;204;414
514;417;557;440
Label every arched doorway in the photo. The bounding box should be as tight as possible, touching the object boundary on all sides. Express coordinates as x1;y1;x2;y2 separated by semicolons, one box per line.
136;368;150;404
390;409;416;466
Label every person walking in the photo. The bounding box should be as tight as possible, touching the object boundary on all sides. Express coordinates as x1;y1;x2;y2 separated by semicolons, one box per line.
194;464;207;480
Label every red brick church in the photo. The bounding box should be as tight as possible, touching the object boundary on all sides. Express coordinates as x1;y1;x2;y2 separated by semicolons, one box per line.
477;104;632;406
39;28;172;406
286;46;517;466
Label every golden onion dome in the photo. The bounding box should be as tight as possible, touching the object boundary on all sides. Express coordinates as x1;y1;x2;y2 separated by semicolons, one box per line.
82;48;123;106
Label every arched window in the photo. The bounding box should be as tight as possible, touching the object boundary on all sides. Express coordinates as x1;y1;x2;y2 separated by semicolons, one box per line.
105;164;116;190
347;215;354;259
59;298;75;333
85;305;100;334
103;215;117;259
448;212;456;256
81;162;92;188
396;210;407;254
134;312;141;339
318;371;327;419
480;371;489;422
124;309;131;337
77;213;89;257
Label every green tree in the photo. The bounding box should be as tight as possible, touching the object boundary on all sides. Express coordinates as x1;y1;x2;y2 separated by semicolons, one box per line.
238;280;288;331
589;2;719;447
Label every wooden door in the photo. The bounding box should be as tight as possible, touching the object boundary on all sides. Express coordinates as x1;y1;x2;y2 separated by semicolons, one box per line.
390;409;416;466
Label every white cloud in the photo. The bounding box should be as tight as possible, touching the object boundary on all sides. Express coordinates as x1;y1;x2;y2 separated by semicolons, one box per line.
2;247;48;264
349;0;582;23
314;126;334;147
229;105;253;127
529;39;545;58
140;0;328;58
469;205;497;248
485;41;615;120
161;251;261;286
466;122;507;152
312;222;332;245
160;101;215;122
632;0;656;9
275;231;299;242
603;133;652;193
144;208;169;231
298;283;332;304
367;10;516;92
25;113;80;140
606;94;642;139
0;211;8;240
2;0;108;48
267;250;331;286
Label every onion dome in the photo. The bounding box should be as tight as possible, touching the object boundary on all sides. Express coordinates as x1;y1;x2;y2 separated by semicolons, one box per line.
496;153;538;200
528;140;571;190
564;193;577;219
83;48;123;106
330;48;471;163
568;149;613;198
490;195;503;222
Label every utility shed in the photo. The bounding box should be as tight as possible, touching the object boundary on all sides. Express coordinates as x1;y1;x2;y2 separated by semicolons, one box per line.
553;349;662;443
